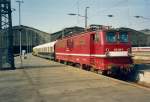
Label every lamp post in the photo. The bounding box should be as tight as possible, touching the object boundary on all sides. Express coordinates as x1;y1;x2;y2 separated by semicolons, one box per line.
134;16;150;20
107;14;114;27
107;14;114;18
16;0;23;65
68;6;90;30
134;15;150;47
85;6;90;29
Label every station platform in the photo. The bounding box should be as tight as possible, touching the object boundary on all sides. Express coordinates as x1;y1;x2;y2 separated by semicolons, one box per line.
132;52;150;85
133;52;150;64
0;54;150;102
134;64;150;85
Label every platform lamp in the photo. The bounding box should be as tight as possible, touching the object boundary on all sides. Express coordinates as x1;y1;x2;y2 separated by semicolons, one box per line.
107;14;114;27
16;0;24;66
68;6;90;30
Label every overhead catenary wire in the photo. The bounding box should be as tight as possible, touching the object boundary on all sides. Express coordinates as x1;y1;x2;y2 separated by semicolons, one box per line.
73;0;149;30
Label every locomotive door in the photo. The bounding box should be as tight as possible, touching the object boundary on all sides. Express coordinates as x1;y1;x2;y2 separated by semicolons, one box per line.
90;34;95;64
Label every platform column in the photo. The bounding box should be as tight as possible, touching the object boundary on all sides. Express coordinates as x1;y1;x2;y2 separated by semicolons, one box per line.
0;0;15;70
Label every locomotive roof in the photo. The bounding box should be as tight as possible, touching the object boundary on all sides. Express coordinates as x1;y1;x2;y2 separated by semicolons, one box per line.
108;28;130;32
57;28;130;40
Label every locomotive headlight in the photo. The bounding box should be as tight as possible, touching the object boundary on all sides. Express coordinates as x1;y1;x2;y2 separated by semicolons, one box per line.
105;51;109;56
105;48;110;56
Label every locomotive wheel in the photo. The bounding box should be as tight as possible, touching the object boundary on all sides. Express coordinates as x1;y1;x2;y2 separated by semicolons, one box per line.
79;64;83;69
85;65;91;71
82;64;87;70
102;70;108;75
107;70;112;75
97;70;103;75
54;59;58;62
90;68;97;73
60;60;64;64
75;63;82;69
68;62;74;66
72;63;76;67
90;67;94;72
58;60;61;63
64;61;68;65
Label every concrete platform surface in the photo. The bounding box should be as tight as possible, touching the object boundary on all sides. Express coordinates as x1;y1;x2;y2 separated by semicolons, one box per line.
0;54;150;102
133;64;150;84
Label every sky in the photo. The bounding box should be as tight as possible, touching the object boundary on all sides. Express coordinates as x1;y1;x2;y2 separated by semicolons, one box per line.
11;0;150;33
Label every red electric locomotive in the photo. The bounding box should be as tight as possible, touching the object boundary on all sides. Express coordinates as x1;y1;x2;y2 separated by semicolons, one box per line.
55;25;133;75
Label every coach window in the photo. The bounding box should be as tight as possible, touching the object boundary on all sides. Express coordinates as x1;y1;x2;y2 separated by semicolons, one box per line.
49;47;51;52
119;32;128;43
48;47;51;52
50;47;53;52
106;32;116;43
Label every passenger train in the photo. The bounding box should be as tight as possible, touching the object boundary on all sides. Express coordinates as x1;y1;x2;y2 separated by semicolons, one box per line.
33;25;134;75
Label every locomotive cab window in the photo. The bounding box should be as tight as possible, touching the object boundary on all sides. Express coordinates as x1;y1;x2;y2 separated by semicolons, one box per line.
119;32;128;43
106;32;116;43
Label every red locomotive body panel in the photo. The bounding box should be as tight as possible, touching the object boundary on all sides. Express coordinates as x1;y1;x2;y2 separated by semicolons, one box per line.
55;29;133;73
55;32;92;65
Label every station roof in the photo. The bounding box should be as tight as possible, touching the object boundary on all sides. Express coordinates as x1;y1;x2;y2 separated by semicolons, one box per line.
12;25;50;35
50;26;84;41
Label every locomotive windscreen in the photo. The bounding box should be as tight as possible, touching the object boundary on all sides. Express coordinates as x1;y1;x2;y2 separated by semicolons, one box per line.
106;32;116;43
119;32;128;43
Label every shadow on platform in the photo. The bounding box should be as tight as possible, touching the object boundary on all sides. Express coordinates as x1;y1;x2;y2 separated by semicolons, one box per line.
16;64;67;69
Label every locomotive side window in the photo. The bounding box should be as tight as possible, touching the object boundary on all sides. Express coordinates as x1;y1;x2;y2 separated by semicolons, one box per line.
95;32;100;42
91;32;100;42
119;32;128;42
106;32;116;43
67;39;74;48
